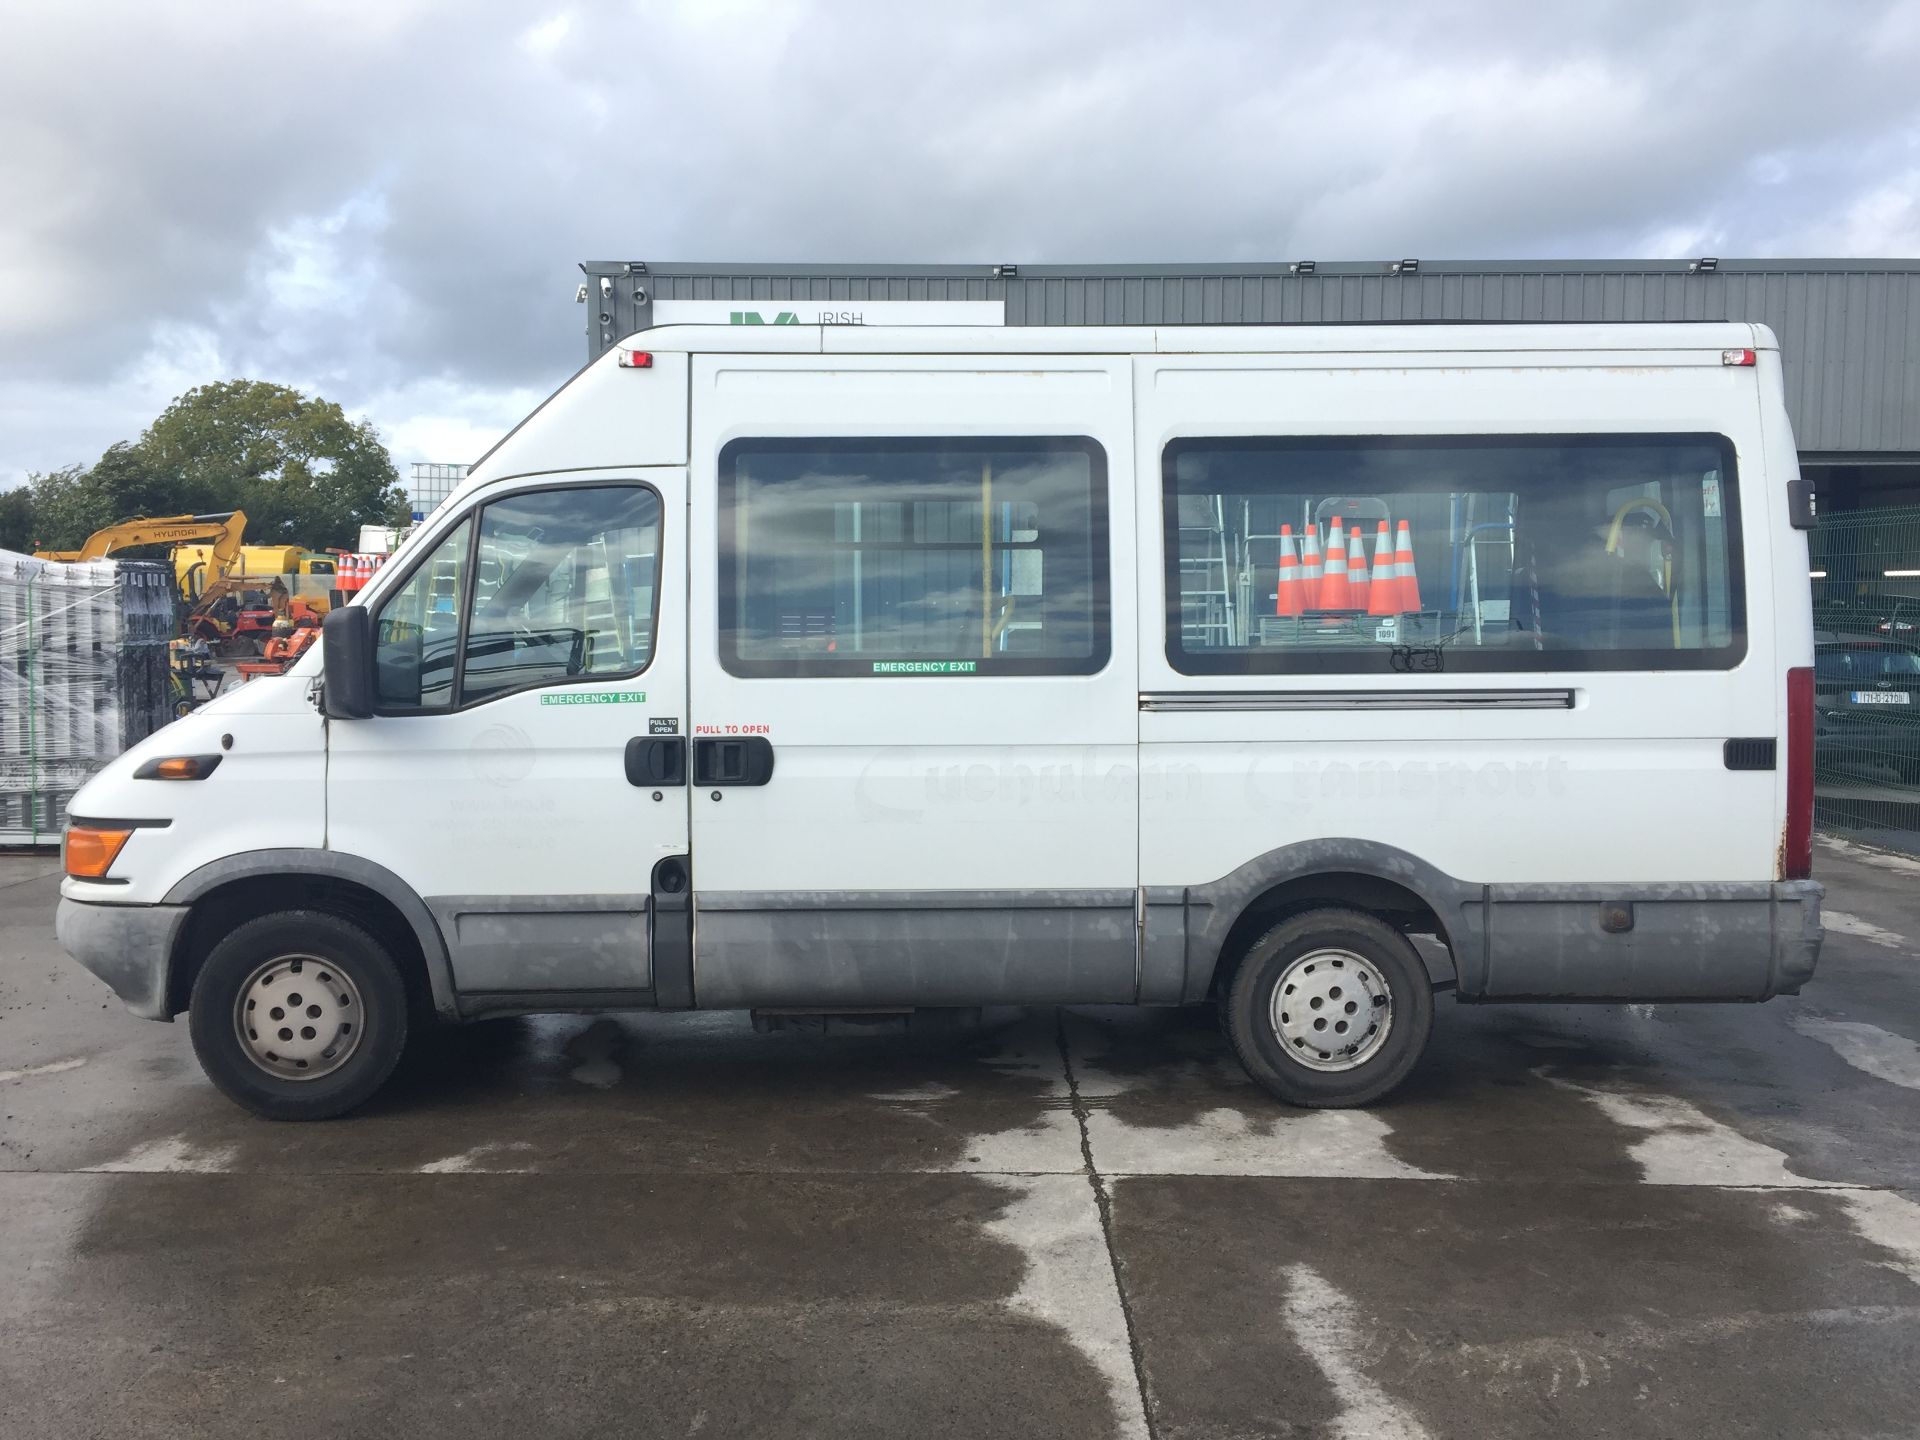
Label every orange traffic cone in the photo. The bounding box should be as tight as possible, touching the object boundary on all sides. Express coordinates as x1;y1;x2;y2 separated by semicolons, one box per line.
1275;524;1304;616
1300;520;1323;600
1367;522;1397;615
1318;517;1351;610
1393;519;1422;613
1347;523;1370;611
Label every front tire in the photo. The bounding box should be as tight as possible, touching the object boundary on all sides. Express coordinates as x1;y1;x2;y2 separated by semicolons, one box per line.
1223;907;1434;1108
188;910;409;1120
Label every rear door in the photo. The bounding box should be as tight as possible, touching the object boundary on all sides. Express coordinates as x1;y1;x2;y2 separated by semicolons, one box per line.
326;470;688;1001
683;352;1140;1008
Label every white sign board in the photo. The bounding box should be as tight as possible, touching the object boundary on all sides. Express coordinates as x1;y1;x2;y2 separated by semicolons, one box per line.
651;299;1006;328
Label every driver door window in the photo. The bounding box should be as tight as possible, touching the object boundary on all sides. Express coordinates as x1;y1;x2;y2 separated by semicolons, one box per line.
371;484;661;711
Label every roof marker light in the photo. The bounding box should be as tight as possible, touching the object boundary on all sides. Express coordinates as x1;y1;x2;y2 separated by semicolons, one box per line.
617;349;654;369
1721;348;1756;366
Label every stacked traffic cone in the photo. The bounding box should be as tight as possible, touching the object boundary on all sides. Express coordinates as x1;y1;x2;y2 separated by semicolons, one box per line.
1317;517;1352;610
1367;521;1399;617
1275;524;1305;616
1392;519;1422;613
1347;523;1371;611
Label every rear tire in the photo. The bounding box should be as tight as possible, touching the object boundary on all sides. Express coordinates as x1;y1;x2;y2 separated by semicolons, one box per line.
1222;907;1434;1108
188;910;409;1120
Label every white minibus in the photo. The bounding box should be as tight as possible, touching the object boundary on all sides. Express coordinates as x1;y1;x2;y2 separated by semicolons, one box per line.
56;321;1824;1118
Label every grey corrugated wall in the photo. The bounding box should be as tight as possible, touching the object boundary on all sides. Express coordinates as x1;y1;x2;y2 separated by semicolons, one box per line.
584;261;1920;456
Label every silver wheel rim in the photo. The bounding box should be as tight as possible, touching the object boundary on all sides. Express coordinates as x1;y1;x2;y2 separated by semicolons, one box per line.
232;954;365;1081
1269;948;1394;1072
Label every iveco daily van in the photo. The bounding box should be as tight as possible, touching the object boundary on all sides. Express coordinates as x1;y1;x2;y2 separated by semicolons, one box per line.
56;321;1824;1118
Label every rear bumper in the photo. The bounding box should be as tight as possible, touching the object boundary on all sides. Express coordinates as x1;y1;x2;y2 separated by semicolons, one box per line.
1468;879;1824;1001
54;897;190;1021
1769;879;1824;995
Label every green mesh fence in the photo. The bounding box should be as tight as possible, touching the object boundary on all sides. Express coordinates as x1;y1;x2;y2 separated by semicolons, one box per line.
1809;505;1920;853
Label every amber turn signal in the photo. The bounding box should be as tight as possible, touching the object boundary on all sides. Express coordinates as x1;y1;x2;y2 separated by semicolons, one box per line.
132;754;222;781
64;826;132;879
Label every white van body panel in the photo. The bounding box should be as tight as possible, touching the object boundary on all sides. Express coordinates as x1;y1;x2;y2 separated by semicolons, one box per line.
325;466;689;995
1134;339;1779;889
60;675;326;907
687;352;1139;889
467;351;691;484
684;353;1142;1005
53;321;1821;1032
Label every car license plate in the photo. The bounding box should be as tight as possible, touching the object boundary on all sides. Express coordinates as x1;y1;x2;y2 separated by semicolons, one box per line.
1851;691;1911;704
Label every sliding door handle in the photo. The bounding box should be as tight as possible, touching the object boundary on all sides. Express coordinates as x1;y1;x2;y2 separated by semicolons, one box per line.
692;736;775;786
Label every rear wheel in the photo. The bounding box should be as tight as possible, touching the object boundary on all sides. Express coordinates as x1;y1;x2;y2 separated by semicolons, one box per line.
1222;907;1434;1107
188;910;409;1120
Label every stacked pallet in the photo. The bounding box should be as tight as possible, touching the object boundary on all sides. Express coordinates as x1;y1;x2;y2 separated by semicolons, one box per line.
1;549;174;845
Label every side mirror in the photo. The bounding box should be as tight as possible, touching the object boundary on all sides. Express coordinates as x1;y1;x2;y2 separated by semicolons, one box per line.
321;605;376;719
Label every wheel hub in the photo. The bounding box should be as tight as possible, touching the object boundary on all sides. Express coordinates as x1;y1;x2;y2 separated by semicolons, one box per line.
1269;948;1393;1072
232;954;364;1081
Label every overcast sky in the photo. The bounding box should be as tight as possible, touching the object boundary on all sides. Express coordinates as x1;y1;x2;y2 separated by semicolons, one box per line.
4;0;1920;491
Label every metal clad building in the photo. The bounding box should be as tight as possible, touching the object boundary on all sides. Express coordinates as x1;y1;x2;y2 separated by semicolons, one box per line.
582;259;1920;507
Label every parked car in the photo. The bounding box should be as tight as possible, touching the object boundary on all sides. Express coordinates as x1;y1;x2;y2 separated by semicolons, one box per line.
1814;638;1920;784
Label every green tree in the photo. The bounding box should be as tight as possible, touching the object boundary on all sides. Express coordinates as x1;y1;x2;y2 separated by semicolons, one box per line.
10;464;104;553
8;381;410;557
136;381;410;550
0;483;35;554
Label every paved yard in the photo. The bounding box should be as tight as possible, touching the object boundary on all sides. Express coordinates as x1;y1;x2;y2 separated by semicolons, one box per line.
3;838;1918;1438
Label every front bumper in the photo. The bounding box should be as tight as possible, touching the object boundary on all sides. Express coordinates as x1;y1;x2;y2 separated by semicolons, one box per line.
55;897;192;1021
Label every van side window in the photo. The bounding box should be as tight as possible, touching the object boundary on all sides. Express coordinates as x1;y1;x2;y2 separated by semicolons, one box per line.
372;520;471;709
1164;435;1744;675
461;485;661;703
719;438;1109;678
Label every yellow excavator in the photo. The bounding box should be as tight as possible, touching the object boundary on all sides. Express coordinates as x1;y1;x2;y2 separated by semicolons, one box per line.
36;511;250;570
35;509;338;660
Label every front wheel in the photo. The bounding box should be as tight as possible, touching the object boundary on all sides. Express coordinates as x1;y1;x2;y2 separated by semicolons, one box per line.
1222;907;1434;1108
188;910;410;1120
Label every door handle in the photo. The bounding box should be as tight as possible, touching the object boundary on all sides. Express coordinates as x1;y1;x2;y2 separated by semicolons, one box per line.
692;736;775;786
625;736;686;787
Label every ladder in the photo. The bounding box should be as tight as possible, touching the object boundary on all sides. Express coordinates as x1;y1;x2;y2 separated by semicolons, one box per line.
1178;494;1235;647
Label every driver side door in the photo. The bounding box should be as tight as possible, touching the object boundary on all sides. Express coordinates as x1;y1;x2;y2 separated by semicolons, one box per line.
326;472;688;1002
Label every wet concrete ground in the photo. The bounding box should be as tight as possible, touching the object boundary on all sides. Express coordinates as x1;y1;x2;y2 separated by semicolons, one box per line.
3;839;1919;1439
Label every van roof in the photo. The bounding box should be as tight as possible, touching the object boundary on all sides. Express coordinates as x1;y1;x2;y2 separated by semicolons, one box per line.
455;319;1770;503
622;320;1770;357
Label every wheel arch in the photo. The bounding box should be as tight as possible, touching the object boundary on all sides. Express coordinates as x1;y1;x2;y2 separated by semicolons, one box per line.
162;850;458;1021
1179;838;1487;1003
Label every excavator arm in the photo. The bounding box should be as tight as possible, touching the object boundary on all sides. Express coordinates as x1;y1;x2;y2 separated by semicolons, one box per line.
36;511;247;565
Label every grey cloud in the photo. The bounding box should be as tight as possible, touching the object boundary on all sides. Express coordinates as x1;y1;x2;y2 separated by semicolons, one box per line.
2;0;1919;484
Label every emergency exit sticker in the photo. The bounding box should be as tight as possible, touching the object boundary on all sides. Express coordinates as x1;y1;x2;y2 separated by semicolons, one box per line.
872;661;978;675
540;690;648;706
